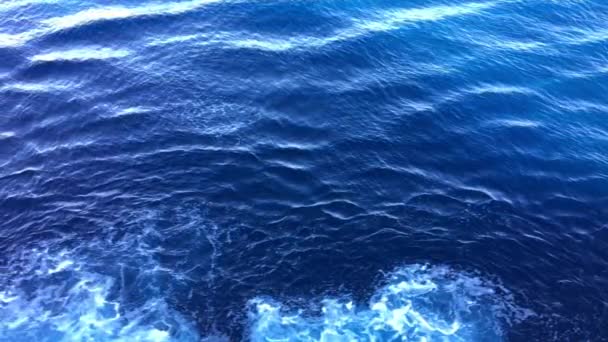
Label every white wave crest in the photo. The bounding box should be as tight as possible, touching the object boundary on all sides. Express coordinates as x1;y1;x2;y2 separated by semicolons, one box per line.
31;47;131;62
214;2;496;52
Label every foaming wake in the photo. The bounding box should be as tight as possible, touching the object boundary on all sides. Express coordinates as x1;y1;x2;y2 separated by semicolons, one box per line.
249;265;532;341
0;247;200;342
0;220;531;342
0;211;218;342
0;208;230;342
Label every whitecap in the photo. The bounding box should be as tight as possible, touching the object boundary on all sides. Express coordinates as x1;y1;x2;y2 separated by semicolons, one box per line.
31;47;131;62
354;1;496;32
47;260;74;274
1;81;74;93
114;106;156;117
0;131;15;139
490;119;542;128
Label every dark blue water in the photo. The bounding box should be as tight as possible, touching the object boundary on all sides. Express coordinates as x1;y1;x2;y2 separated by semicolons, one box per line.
1;0;607;341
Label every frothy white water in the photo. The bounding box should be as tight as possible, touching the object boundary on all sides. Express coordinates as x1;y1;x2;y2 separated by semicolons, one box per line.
0;247;200;342
0;131;15;139
0;225;530;342
0;209;229;342
249;264;532;342
1;249;531;342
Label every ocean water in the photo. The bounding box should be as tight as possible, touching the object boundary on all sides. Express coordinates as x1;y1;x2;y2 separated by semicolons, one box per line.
0;0;607;341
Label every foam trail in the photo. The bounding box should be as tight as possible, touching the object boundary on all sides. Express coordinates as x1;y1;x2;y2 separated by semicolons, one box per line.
249;264;531;341
0;246;201;342
0;209;230;342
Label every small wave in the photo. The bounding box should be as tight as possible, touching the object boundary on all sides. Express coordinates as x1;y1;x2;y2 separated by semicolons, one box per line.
147;1;497;52
0;131;15;139
0;209;228;342
43;0;222;31
432;83;545;109
354;1;495;32
0;32;33;48
0;0;56;12
466;83;539;96
249;264;532;341
558;27;608;46
0;0;224;48
553;99;608;114
30;47;131;62
1;80;76;93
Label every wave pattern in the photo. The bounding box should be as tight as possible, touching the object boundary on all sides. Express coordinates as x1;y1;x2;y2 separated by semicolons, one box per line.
1;0;608;341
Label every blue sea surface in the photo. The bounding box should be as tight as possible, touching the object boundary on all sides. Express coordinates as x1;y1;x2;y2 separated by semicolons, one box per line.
1;0;607;341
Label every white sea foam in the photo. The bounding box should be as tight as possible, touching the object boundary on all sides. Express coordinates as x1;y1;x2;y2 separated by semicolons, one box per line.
0;246;200;342
0;230;530;341
249;264;532;341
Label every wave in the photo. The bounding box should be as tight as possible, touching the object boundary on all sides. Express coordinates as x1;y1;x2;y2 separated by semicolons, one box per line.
0;131;15;139
249;264;532;342
148;1;497;52
0;0;224;48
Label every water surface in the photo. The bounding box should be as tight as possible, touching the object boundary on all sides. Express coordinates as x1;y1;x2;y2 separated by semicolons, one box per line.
1;0;607;340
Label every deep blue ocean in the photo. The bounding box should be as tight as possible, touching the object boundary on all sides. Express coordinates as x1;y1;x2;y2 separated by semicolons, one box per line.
1;0;607;341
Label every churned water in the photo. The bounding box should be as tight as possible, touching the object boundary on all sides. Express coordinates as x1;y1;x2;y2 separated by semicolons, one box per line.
0;0;607;341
